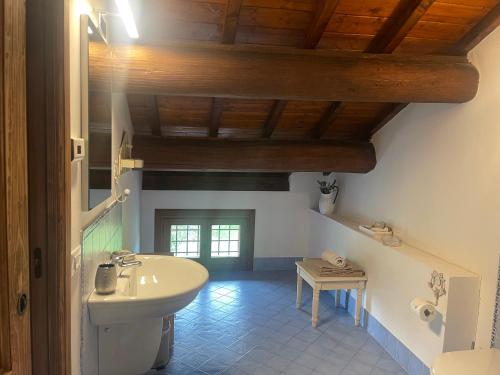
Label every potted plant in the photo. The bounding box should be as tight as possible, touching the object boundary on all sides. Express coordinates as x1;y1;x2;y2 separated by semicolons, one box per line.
317;179;339;215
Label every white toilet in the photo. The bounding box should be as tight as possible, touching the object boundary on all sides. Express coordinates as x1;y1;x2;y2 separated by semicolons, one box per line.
431;349;500;375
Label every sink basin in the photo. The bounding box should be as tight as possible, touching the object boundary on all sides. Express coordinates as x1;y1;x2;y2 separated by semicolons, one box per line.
88;254;208;325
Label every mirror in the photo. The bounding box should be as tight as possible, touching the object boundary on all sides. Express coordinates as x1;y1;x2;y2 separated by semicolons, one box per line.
81;15;112;210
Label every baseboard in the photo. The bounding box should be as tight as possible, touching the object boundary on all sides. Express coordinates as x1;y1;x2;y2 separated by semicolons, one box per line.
329;290;430;375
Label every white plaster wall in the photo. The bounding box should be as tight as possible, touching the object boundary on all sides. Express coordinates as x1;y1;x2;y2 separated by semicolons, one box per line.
122;172;142;251
289;172;323;209
140;173;322;256
331;27;500;349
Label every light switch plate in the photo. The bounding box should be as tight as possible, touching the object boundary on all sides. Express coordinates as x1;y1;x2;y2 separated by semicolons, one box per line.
71;137;85;162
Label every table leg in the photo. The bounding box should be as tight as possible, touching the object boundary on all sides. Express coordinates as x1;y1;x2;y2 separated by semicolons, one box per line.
335;290;341;307
346;289;351;310
296;274;303;309
312;288;320;328
355;288;363;327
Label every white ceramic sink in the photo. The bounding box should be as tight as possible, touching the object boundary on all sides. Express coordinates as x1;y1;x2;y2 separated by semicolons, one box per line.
88;254;208;325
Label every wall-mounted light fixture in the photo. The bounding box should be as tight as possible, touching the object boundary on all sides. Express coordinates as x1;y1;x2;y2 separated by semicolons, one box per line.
112;133;143;204
114;0;139;39
92;0;139;42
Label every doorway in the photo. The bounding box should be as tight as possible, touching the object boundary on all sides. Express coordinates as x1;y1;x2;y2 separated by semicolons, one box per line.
155;209;255;271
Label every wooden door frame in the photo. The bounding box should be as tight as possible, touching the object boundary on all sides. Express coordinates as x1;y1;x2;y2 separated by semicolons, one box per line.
0;1;32;374
26;0;71;374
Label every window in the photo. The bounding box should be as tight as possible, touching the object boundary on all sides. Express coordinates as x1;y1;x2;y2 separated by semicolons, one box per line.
155;209;255;271
211;225;240;257
170;224;201;258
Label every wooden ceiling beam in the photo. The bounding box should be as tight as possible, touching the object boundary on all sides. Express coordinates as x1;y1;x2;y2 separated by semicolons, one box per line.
132;136;377;173
222;0;243;44
90;43;479;103
302;0;340;139
262;100;287;138
369;2;499;135
312;102;345;139
366;0;436;53
209;98;223;137
450;3;500;55
365;0;435;135
151;96;162;136
267;0;338;139
264;2;340;139
142;171;290;191
304;0;340;49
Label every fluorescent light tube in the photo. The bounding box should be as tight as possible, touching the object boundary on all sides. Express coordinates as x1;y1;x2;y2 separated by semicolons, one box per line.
77;1;92;15
114;0;139;39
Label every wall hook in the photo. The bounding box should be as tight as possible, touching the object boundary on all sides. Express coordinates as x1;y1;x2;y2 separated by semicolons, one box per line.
428;270;446;306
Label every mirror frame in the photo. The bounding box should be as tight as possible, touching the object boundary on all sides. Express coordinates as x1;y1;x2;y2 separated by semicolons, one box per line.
80;14;112;211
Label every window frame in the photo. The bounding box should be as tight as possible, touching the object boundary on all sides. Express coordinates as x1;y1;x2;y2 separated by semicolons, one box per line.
170;224;202;258
210;224;241;258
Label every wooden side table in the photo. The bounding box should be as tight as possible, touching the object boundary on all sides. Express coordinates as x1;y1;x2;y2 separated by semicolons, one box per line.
296;259;367;328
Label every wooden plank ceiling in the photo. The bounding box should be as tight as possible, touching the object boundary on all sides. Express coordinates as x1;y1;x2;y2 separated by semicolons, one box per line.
96;0;500;171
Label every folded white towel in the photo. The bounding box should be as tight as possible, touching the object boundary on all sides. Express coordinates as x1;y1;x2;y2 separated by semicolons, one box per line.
321;250;347;268
359;225;393;237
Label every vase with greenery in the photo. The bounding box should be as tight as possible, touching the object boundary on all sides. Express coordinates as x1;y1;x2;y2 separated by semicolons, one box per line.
317;179;339;215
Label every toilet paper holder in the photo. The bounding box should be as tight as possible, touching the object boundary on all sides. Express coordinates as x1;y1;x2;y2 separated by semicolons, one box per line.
428;270;446;306
410;298;437;322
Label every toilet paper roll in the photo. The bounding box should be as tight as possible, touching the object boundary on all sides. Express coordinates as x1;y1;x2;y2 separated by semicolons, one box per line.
410;298;436;322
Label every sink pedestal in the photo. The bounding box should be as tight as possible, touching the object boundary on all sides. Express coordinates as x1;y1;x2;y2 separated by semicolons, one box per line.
98;318;162;375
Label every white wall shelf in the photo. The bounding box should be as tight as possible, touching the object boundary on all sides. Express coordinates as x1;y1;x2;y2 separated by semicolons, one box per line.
310;209;476;278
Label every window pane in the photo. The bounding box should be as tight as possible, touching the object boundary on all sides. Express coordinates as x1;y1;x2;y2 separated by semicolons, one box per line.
170;224;200;258
220;241;229;252
211;241;219;253
177;230;187;241
230;230;239;241
220;230;229;240
230;241;239;252
188;230;198;241
211;229;219;240
211;224;240;258
177;242;187;253
188;242;198;254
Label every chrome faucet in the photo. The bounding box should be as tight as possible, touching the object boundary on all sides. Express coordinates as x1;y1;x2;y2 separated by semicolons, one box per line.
110;250;142;277
117;262;141;278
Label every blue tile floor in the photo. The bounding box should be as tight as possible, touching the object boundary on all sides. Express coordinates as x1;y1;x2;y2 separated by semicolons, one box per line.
150;271;406;375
